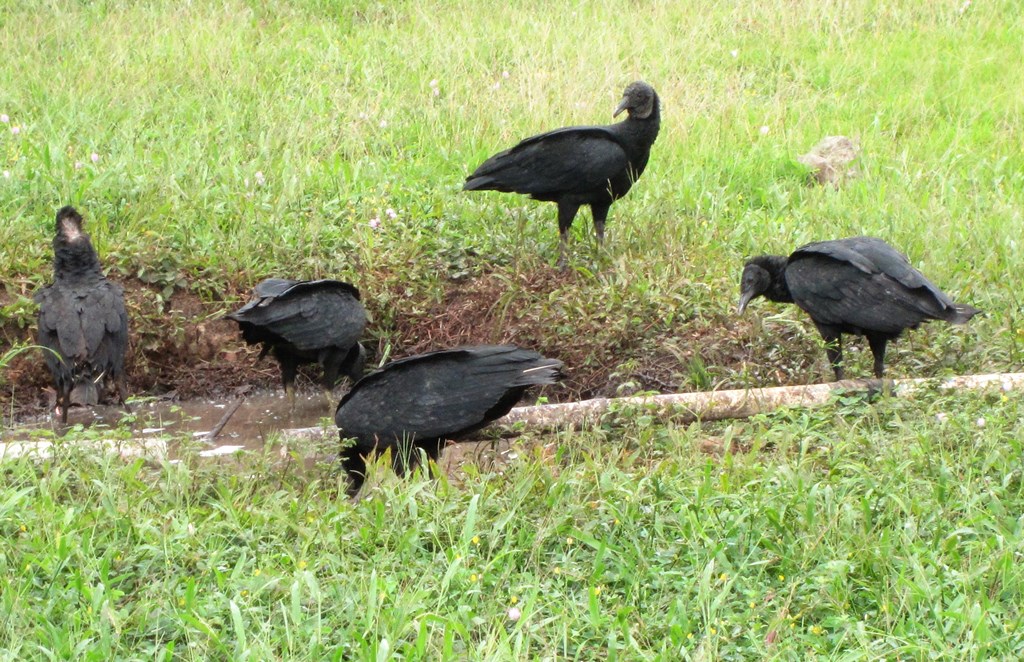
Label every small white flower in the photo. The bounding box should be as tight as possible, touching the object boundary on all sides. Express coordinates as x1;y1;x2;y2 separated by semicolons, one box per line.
959;0;971;14
2;170;9;178
730;49;739;58
976;417;986;428
368;217;381;229
935;412;948;423
385;208;397;219
379;119;388;128
10;126;20;135
358;112;369;120
74;161;83;170
507;606;521;622
433;88;440;97
0;114;8;123
254;171;266;186
759;125;770;135
90;152;99;163
502;70;509;78
429;79;439;88
492;82;501;90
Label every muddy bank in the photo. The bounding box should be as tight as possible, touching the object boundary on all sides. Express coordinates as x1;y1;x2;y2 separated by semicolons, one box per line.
1;266;807;424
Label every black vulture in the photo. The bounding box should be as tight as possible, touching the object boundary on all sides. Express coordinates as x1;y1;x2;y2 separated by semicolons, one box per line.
335;344;563;495
34;206;129;424
464;81;661;268
738;236;981;379
226;278;367;399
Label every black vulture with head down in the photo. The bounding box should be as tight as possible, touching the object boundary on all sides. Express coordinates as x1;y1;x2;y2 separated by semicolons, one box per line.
35;206;129;424
335;344;563;496
227;278;367;398
738;236;981;380
464;81;661;268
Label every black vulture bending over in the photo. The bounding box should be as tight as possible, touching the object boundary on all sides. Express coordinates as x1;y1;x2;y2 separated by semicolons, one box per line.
738;236;981;380
464;81;661;268
35;206;129;424
227;279;367;398
335;345;563;496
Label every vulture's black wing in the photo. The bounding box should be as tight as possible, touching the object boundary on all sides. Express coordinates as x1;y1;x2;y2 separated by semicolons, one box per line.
335;345;562;450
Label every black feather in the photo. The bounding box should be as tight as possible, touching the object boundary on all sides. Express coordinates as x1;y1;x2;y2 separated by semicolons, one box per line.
464;81;660;266
34;206;129;423
226;278;367;392
335;345;563;495
739;236;981;379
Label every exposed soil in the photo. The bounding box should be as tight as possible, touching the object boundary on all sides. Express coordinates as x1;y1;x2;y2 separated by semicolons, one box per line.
1;266;817;424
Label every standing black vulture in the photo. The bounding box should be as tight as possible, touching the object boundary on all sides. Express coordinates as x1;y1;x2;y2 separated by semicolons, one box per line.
464;81;661;268
335;345;563;495
227;278;367;399
738;236;981;379
34;206;129;424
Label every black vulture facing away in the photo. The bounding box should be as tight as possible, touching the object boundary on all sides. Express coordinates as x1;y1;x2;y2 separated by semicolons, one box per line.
464;81;661;268
34;206;129;424
335;345;563;496
227;279;367;398
739;236;981;380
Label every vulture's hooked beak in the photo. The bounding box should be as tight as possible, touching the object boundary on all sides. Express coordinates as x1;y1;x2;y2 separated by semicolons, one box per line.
737;291;755;315
613;97;630;118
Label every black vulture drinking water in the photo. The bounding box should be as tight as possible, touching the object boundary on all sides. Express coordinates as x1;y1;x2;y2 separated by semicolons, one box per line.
227;278;367;398
464;81;661;268
335;344;563;495
35;206;129;424
738;236;981;379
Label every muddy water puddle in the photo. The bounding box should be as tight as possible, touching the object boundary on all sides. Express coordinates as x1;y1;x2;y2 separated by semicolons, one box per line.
0;391;524;476
0;391;339;462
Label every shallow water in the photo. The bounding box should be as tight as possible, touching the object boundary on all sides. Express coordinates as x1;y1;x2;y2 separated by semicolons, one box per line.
0;391;338;461
0;391;521;474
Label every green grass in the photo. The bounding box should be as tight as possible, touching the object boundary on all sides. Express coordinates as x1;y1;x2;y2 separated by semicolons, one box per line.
2;0;1024;657
1;0;1021;386
3;386;1024;658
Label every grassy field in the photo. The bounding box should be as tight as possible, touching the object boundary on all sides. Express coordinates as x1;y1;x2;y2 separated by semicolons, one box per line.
1;0;1024;657
3;387;1024;658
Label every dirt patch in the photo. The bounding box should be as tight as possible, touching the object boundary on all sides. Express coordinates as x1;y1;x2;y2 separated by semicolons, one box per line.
2;267;818;423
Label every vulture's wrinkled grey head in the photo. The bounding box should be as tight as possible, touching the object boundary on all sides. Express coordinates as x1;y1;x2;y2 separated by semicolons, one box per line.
613;81;658;119
55;205;85;242
738;255;789;313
